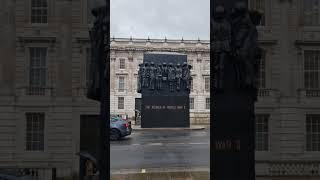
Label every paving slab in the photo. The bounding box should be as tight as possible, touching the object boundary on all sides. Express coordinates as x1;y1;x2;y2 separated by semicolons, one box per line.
110;171;209;180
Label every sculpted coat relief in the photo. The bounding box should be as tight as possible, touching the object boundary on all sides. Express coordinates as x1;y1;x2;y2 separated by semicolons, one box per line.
137;62;192;93
212;2;262;99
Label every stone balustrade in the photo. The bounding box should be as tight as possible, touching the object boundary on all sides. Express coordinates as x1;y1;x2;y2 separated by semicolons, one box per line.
298;89;320;98
256;161;320;176
306;89;320;97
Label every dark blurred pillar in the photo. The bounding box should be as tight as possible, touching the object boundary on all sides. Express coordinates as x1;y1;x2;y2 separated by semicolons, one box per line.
52;168;56;180
211;1;256;180
99;1;109;180
87;0;110;179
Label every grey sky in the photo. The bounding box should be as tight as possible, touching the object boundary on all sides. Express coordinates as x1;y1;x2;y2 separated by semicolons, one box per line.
110;0;210;40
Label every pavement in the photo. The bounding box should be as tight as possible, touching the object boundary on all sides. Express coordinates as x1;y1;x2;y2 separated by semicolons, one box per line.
111;170;209;180
110;127;210;176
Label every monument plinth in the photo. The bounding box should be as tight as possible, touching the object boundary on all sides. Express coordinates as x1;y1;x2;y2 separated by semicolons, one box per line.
211;1;261;179
138;52;192;128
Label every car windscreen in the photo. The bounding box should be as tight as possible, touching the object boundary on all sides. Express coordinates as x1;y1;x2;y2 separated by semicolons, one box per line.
110;117;123;122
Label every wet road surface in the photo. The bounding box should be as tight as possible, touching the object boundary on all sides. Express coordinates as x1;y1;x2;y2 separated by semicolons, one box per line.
110;128;210;171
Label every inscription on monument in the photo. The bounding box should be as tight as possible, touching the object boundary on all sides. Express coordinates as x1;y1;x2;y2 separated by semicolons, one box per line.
145;105;186;110
215;139;241;151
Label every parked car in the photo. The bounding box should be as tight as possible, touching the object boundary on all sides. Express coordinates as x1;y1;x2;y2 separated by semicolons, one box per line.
110;116;132;140
0;174;22;180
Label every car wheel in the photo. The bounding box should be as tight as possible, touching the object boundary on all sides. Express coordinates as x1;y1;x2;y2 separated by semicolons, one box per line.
110;129;121;140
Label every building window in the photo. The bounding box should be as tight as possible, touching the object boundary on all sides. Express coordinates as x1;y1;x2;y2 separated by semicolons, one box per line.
205;98;210;109
255;114;269;151
190;78;194;91
118;97;124;109
135;76;139;90
205;77;210;92
31;0;48;24
303;0;320;26
249;0;266;26
258;50;266;88
306;114;320;151
190;98;194;109
128;54;133;62
86;48;91;87
188;59;194;67
204;60;210;70
26;113;45;151
119;59;125;69
304;50;320;89
28;47;47;95
118;76;125;92
137;58;143;63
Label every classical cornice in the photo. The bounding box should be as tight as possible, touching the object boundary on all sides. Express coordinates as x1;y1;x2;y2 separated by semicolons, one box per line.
295;40;320;46
110;46;210;53
18;36;56;48
74;37;210;52
278;0;293;3
110;38;210;52
111;37;210;44
258;40;278;45
76;37;90;44
75;37;276;52
115;71;129;75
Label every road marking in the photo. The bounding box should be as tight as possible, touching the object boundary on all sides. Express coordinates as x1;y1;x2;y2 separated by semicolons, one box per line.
111;142;209;148
188;142;209;145
111;167;210;174
149;143;163;146
168;142;185;145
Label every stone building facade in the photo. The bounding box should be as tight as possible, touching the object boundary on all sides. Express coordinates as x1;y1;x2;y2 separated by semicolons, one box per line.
0;0;320;179
110;38;210;124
